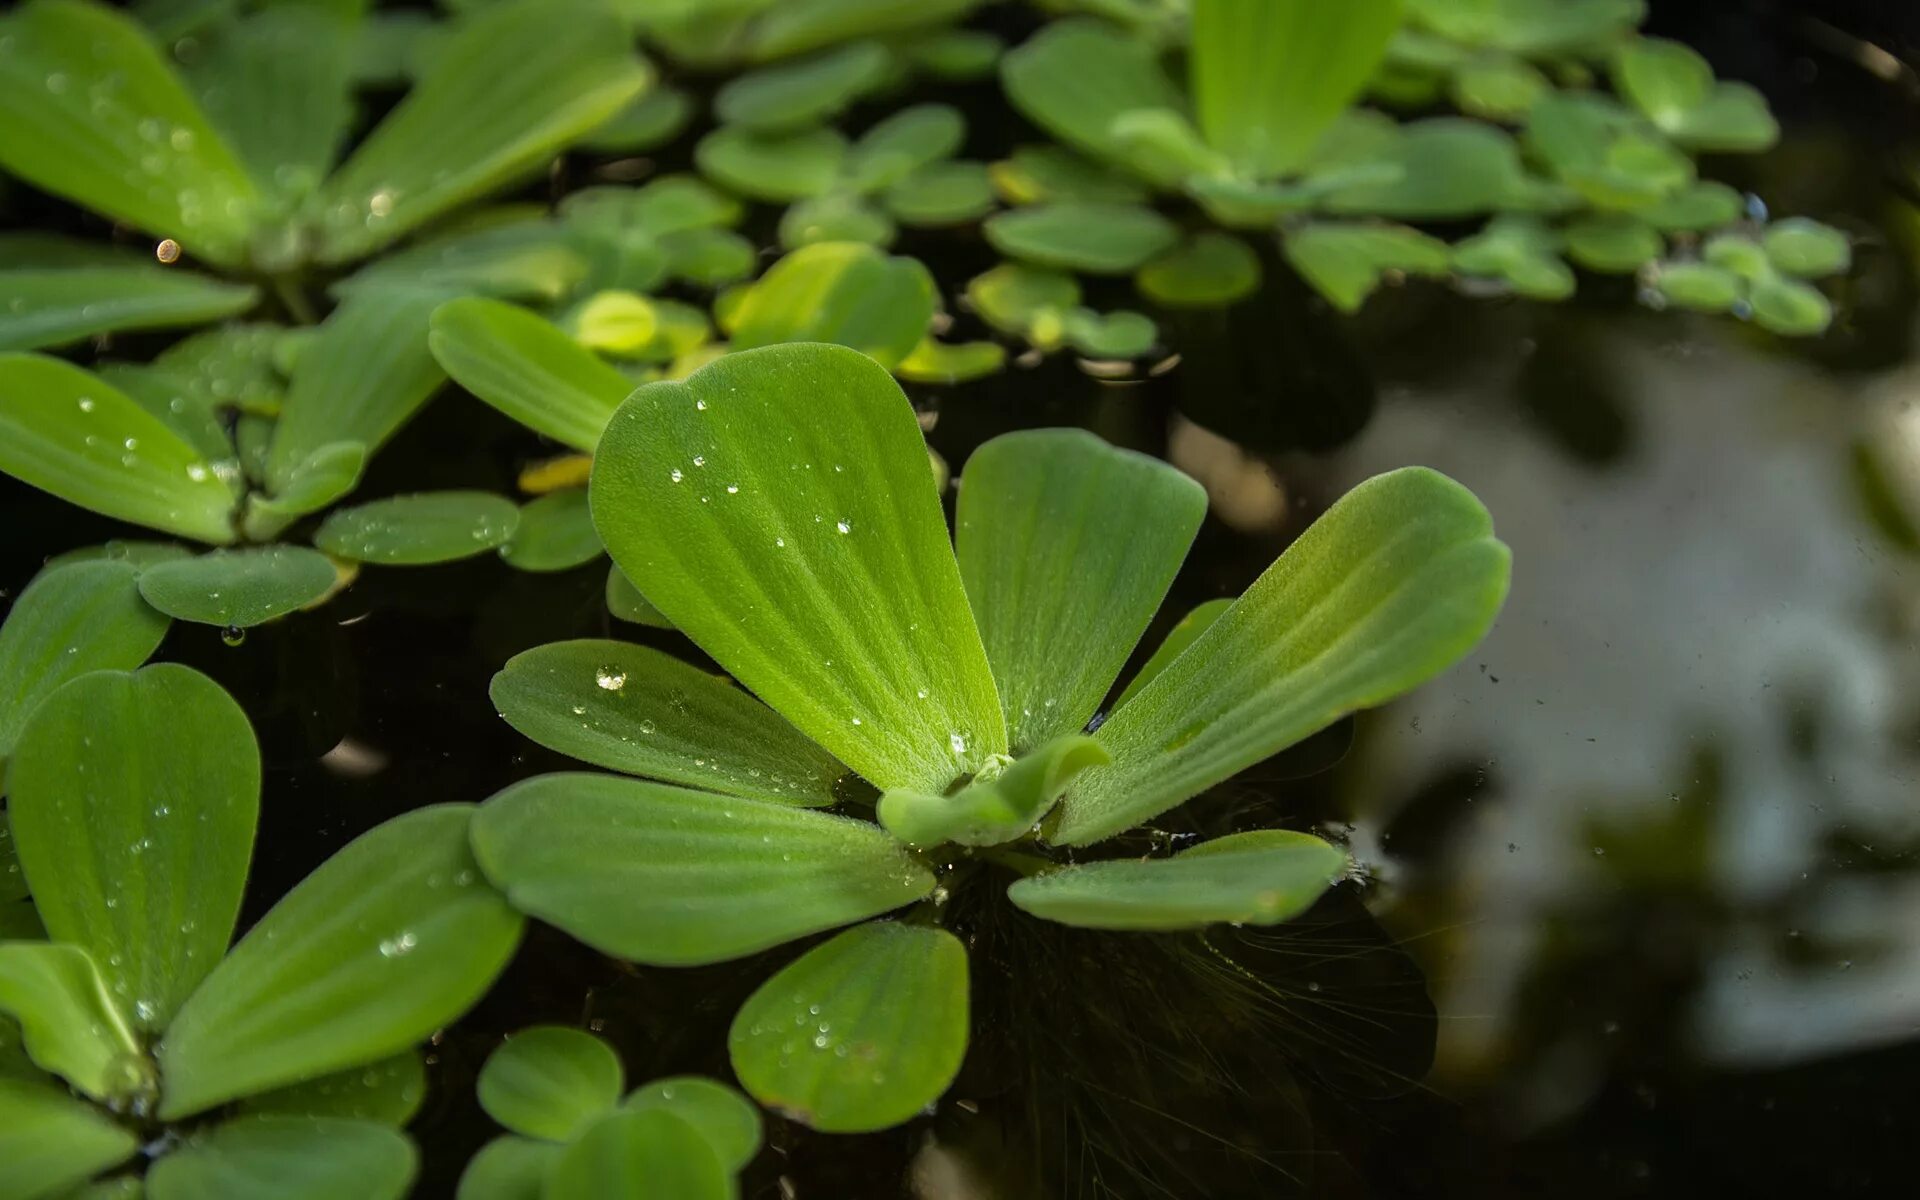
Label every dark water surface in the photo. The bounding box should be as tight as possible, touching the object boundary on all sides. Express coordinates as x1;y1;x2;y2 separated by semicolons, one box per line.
5;2;1920;1196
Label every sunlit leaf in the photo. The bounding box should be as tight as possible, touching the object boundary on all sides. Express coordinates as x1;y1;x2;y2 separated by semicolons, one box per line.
313;0;650;262
0;560;170;763
1061;308;1156;359
1614;38;1776;152
1054;468;1510;844
545;1108;732;1200
956;429;1205;751
964;263;1079;345
135;546;337;628
1008;829;1347;929
0;943;143;1101
0;265;257;353
623;1077;762;1171
264;287;449;495
0;354;238;544
592;344;1004;789
470;773;934;966
983;202;1179;275
313;491;520;566
145;1116;416;1200
729;922;966;1133
999;17;1186;185
728;244;935;370
1282;221;1452;313
1135;232;1262;308
490;640;846;806
8;664;258;1031
892;338;1006;385
158;805;523;1118
1190;0;1402;178
477;1026;622;1142
0;0;260;267
879;734;1109;848
695;126;848;202
0;1077;139;1200
429;298;629;454
715;40;891;132
240;1051;427;1127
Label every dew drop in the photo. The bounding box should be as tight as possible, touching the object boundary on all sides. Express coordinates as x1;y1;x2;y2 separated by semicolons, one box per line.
595;667;628;692
835;520;851;534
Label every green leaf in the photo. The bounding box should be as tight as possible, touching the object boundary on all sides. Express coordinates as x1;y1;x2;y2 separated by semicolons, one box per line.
1748;274;1833;337
1640;180;1745;232
879;734;1110;848
989;145;1150;206
591;344;1005;790
1008;829;1346;930
1108;108;1228;181
739;0;975;60
145;1116;416;1200
778;194;897;251
429;298;630;454
1450;214;1575;300
1651;261;1741;312
264;288;448;495
1054;467;1510;845
892;338;1006;385
1282;221;1452;313
477;1026;622;1142
0;354;238;544
470;773;934;966
1113;597;1235;709
313;491;521;566
578;84;696;154
964;263;1079;344
456;1136;562;1200
1061;308;1157;359
1613;36;1712;128
1562;213;1664;273
8;664;259;1031
1524;93;1693;210
1660;82;1778;152
0;266;257;353
1450;54;1549;119
695;126;848;202
0;943;144;1102
983;203;1179;275
999;17;1186;185
846;104;966;194
490;640;847;806
0;0;260;267
39;540;192;572
0;561;170;763
1320;119;1543;219
1405;0;1645;56
622;1077;762;1171
135;546;337;628
312;0;650;262
715;40;891;132
0;1077;138;1200
901;27;1003;80
729;922;966;1133
565;292;664;360
545;1109;732;1200
606;566;675;629
338;216;590;305
660;228;758;287
727;244;935;371
240;1051;427;1126
955;429;1205;751
158;805;522;1119
1135;232;1262;307
499;492;603;574
1762;217;1852;278
1190;0;1402;178
241;442;367;540
183;6;357;218
881;163;994;231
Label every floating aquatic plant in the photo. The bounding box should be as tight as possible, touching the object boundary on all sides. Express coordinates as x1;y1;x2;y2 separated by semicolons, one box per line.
473;341;1510;1130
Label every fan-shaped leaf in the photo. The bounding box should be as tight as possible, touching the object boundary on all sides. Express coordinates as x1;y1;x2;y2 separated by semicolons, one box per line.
1135;232;1262;307
695;126;848;202
313;491;520;566
0;266;258;353
477;1026;622;1142
136;545;337;628
146;1116;416;1200
623;1077;762;1171
715;40;891;132
1283;221;1451;313
1009;829;1346;929
983;203;1178;275
846;104;965;193
1000;17;1185;185
0;1077;139;1200
546;1108;732;1200
728;245;935;368
0;943;143;1101
429;298;630;454
470;773;934;966
457;1136;562;1200
241;1051;427;1127
499;492;603;574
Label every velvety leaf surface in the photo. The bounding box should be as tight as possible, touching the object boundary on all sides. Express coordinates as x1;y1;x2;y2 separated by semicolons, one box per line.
545;1108;732;1200
729;922;967;1132
470;773;934;966
1008;829;1348;930
1191;0;1403;177
158;805;524;1118
1113;597;1233;709
136;546;337;628
0;267;258;353
264;287;449;494
0;1077;139;1200
313;0;649;262
0;560;170;763
240;1051;427;1127
456;1135;561;1200
728;244;936;370
623;1077;763;1171
879;734;1109;849
983;203;1180;275
0;0;260;266
429;298;631;454
477;1026;622;1142
999;17;1186;184
956;429;1206;751
591;344;1005;791
0;354;238;544
1054;468;1510;845
145;1116;416;1200
490;640;846;806
313;491;520;566
0;942;142;1101
7;664;258;1032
